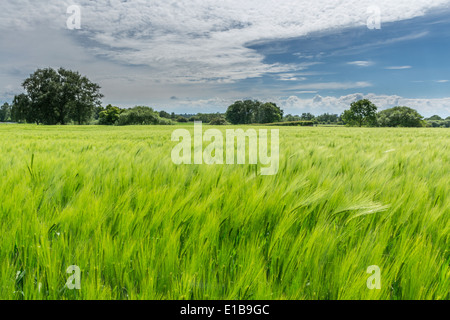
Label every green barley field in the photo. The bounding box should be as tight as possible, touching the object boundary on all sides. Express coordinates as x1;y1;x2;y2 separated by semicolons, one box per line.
0;124;448;300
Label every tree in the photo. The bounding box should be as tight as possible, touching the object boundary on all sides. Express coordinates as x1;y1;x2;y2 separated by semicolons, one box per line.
11;94;31;123
300;113;315;121
377;106;425;127
254;102;283;123
159;111;171;119
210;117;228;125
316;113;339;124
225;100;258;124
426;115;443;121
176;116;188;123
342;99;378;127
93;106;105;120
283;114;301;122
117;106;160;126
99;104;122;125
0;103;11;122
226;100;283;124
20;67;103;124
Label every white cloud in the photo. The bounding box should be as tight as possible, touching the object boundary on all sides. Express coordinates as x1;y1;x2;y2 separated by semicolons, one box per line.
141;93;450;118
276;93;450;117
1;0;449;84
348;61;374;67
287;81;372;90
385;66;412;70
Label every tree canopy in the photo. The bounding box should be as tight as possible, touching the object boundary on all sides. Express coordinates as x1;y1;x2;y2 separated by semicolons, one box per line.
0;102;11;122
12;67;103;125
225;100;283;124
342;99;378;127
377;106;425;127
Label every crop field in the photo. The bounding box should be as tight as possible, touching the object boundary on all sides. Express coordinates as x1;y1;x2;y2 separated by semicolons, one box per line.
0;124;448;300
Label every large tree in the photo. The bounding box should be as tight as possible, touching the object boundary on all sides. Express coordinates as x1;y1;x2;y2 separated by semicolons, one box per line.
254;102;283;123
19;67;103;125
377;106;425;127
98;104;122;125
11;94;31;123
225;100;259;124
342;99;378;127
0;102;11;122
225;100;283;124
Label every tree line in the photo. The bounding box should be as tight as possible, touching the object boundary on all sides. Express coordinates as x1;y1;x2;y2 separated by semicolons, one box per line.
1;67;449;127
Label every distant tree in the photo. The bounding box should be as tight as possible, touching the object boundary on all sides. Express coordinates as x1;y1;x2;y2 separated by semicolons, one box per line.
254;102;283;123
11;94;31;123
159;111;171;119
226;100;282;124
426;115;443;121
300;113;315;121
176;116;188;123
316;113;339;123
209;117;228;125
283;114;301;122
99;104;122;125
226;100;257;124
189;116;201;122
117;106;160;126
377;106;425;127
342;99;378;127
20;67;103;124
194;113;223;123
93;106;105;120
0;102;11;122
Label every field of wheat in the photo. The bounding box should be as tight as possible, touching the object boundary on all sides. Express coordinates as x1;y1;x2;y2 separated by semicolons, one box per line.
0;124;448;300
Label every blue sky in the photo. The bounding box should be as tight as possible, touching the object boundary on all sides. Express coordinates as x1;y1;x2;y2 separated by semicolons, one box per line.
1;0;450;117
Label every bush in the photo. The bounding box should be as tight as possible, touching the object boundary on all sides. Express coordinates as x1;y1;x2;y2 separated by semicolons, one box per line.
176;116;188;123
377;106;425;127
264;121;314;126
209;117;228;125
117;106;160;126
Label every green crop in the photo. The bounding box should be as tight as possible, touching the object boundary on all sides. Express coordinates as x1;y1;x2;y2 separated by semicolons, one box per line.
0;124;448;300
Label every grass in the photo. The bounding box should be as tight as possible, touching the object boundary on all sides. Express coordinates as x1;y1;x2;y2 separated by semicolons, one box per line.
0;124;448;300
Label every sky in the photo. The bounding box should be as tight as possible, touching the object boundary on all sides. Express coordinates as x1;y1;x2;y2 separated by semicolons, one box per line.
1;0;450;117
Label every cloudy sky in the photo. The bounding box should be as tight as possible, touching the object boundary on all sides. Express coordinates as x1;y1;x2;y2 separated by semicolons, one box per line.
1;0;450;117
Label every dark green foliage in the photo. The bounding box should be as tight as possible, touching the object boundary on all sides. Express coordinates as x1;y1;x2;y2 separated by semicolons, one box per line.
316;113;339;124
117;106;170;126
426;115;443;121
209;117;228;125
0;102;11;122
99;104;122;125
225;100;283;124
14;68;103;125
268;120;314;126
283;114;301;122
176;116;189;123
11;94;31;123
191;113;225;123
342;99;378;127
300;113;315;121
377;106;425;127
159;111;171;119
427;119;450;128
254;102;283;124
